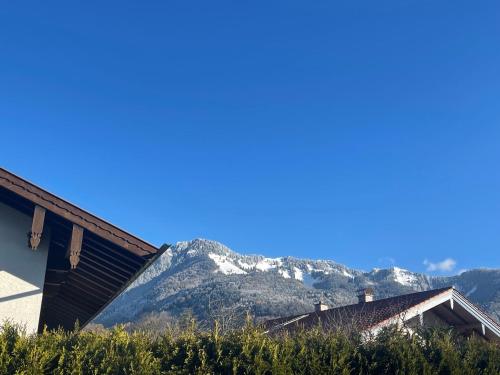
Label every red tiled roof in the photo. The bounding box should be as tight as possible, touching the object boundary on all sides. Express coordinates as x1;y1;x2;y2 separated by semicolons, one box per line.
265;287;453;333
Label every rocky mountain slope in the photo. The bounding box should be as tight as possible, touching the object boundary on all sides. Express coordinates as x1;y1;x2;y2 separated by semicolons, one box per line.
95;239;500;327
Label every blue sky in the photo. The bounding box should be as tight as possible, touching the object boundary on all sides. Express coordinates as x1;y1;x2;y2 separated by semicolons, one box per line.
1;1;499;274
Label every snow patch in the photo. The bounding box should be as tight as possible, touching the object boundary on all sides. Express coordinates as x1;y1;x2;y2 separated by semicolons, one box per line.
208;253;247;275
279;269;291;278
255;258;280;271
392;267;417;286
294;267;303;281
342;269;354;278
237;259;255;270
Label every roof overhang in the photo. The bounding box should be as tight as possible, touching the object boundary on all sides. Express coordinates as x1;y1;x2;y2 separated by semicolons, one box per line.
265;288;500;341
0;168;166;332
369;288;500;341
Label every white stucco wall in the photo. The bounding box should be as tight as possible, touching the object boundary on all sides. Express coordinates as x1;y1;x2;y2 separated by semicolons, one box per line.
0;202;50;333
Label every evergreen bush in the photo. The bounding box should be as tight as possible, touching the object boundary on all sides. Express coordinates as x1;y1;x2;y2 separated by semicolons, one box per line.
0;322;498;374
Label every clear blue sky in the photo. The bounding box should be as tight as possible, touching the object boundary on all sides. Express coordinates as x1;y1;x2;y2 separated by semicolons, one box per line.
1;1;499;274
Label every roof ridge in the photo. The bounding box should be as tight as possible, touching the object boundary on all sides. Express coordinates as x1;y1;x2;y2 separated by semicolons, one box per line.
319;286;455;313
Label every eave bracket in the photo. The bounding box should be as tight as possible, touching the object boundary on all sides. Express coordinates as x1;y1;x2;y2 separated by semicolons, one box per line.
66;224;84;269
29;205;46;250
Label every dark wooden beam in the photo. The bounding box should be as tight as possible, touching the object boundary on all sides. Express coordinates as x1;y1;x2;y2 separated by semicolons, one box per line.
29;205;46;250
67;281;111;304
80;249;136;276
57;291;100;315
44;300;86;322
52;298;92;319
76;265;122;289
66;224;83;269
79;255;129;282
65;274;114;300
68;271;118;294
84;235;145;266
48;305;87;328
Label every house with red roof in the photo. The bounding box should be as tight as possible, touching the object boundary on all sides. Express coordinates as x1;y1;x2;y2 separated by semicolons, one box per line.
265;287;500;341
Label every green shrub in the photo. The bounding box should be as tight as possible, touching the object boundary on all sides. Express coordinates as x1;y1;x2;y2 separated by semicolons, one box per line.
0;322;498;374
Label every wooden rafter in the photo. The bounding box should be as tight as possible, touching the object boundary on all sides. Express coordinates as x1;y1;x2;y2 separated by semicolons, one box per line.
79;254;130;280
68;272;117;294
29;205;46;250
66;224;84;269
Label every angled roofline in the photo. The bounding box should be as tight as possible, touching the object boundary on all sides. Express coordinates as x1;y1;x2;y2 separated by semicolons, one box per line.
265;287;500;340
0;167;158;256
81;244;170;328
452;289;500;337
265;314;309;334
266;287;455;333
369;287;454;331
361;287;500;340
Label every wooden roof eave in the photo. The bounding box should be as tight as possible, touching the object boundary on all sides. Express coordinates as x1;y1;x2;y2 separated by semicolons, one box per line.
78;244;170;329
367;288;454;334
368;288;500;340
0;168;158;258
451;289;500;338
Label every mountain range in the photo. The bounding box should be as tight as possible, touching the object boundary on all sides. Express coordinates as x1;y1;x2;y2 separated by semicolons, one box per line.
95;239;500;328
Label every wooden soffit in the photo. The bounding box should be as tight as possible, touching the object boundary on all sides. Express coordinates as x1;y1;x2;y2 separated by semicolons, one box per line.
0;168;158;257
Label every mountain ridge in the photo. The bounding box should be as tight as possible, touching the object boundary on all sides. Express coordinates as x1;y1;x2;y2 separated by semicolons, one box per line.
95;239;500;327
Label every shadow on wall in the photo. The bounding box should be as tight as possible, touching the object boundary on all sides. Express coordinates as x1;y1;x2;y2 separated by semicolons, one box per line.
0;287;40;303
0;202;50;289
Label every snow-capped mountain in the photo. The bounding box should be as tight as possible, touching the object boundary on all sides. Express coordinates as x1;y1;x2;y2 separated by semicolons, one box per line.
171;239;360;280
95;239;500;327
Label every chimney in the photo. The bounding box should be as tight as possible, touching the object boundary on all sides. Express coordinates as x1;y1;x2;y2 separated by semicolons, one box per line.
314;300;329;312
357;288;374;303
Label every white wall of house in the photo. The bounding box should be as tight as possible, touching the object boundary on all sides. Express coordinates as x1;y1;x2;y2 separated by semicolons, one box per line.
0;202;50;333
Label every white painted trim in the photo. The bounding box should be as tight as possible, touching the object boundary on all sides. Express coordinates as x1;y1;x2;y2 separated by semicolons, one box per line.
265;314;310;334
266;287;500;340
368;289;453;334
368;289;500;339
451;290;500;338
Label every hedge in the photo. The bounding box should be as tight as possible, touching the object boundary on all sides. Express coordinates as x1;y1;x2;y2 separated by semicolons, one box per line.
0;321;498;374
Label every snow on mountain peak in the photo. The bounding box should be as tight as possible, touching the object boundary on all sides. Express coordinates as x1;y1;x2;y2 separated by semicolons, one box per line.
97;238;500;327
174;238;234;256
161;239;379;288
171;239;340;284
391;267;418;286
